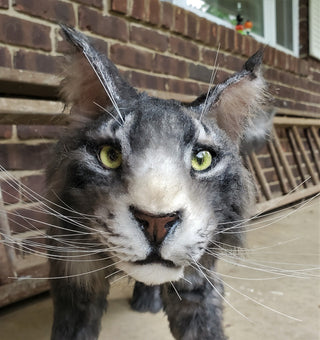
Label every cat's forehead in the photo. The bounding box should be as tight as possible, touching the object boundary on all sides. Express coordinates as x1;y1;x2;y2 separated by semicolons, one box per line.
87;96;218;148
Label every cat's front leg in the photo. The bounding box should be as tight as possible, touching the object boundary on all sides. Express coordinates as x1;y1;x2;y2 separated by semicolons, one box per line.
50;267;109;340
130;281;163;313
162;266;226;340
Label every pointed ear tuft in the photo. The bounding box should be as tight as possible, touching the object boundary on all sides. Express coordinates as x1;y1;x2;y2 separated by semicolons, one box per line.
59;25;137;119
243;48;264;73
203;49;268;143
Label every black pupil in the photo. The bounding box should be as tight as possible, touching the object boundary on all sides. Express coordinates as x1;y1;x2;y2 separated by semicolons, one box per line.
108;148;118;162
196;152;205;165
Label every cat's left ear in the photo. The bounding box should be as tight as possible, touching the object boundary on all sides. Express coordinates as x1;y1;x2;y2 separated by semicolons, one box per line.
197;49;267;143
60;25;137;119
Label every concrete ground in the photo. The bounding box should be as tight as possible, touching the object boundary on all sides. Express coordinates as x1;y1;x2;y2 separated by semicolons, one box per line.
0;197;319;340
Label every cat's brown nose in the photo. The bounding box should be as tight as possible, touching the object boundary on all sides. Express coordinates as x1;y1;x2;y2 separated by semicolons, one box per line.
131;208;180;245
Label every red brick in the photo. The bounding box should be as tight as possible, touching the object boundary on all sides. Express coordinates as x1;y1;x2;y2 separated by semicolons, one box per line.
224;27;235;52
130;71;167;91
241;35;251;57
274;50;286;69
0;0;8;8
130;26;168;52
14;50;64;74
263;168;279;183
0;14;51;51
250;38;261;56
17;125;59;140
264;47;275;67
110;44;154;72
153;54;187;78
71;0;102;9
148;0;161;25
0;46;11;67
0;143;53;170
186;12;198;40
1;179;20;205
231;30;242;54
111;0;128;14
161;1;173;29
218;25;226;49
208;22;219;46
14;0;75;26
167;78;200;95
269;182;282;195
201;47;223;68
0;126;12;139
188;63;213;83
214;69;232;84
221;53;244;72
169;36;199;61
197;18;209;44
21;174;45;203
131;0;146;21
174;7;186;35
79;6;128;42
298;59;309;76
8;207;48;234
311;71;320;83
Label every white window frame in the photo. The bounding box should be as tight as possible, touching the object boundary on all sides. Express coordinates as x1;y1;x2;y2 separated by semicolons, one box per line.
165;0;300;57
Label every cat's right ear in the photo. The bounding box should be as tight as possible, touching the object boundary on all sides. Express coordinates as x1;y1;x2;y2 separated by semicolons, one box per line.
60;25;137;119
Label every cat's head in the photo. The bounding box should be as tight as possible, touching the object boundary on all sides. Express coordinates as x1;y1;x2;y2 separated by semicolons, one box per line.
48;26;271;285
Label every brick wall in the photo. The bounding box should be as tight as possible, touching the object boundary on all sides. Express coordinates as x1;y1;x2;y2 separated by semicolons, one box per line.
0;0;319;237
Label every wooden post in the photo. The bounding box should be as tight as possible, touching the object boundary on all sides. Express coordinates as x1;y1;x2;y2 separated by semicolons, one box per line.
268;141;289;194
0;189;17;279
272;127;297;189
249;152;272;200
287;128;310;189
292;126;319;185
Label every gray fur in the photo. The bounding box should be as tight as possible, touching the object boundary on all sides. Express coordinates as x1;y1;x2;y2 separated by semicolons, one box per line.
47;26;272;340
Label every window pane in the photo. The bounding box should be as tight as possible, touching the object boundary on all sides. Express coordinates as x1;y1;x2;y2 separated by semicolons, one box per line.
199;0;264;36
276;0;293;50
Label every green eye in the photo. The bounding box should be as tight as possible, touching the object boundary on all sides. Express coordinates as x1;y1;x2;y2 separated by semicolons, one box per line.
191;150;213;171
100;145;122;169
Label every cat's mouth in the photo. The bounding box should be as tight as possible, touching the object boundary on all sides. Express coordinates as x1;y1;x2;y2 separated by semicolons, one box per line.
134;252;176;268
117;255;184;285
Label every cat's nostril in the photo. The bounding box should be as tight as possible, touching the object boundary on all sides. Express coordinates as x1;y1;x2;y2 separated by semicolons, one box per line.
130;207;180;245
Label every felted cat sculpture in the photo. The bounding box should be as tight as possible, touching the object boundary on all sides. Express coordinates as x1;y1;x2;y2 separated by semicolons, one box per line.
47;25;272;340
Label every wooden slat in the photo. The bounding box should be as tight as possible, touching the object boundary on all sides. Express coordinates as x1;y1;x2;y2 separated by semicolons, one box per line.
0;67;60;99
0;242;12;285
274;116;320;127
0;190;17;278
256;184;320;214
287;128;309;188
275;108;320;119
292;126;319;185
310;126;320;150
306;129;320;175
0;98;68;125
249;152;272;200
272;128;298;189
267;141;289;194
0;261;49;308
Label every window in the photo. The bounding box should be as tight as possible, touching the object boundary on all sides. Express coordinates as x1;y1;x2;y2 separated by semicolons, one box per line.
309;0;320;59
165;0;299;56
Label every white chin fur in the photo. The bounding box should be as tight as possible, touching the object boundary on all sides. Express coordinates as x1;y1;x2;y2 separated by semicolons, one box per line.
117;262;184;285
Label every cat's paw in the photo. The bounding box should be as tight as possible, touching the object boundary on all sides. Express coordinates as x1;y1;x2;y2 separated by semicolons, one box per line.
130;281;163;313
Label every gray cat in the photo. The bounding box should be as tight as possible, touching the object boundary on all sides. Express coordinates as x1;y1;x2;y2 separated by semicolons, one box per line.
47;25;272;340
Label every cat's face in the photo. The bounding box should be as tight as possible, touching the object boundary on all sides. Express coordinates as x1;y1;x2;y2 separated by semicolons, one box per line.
48;26;270;286
60;96;248;284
